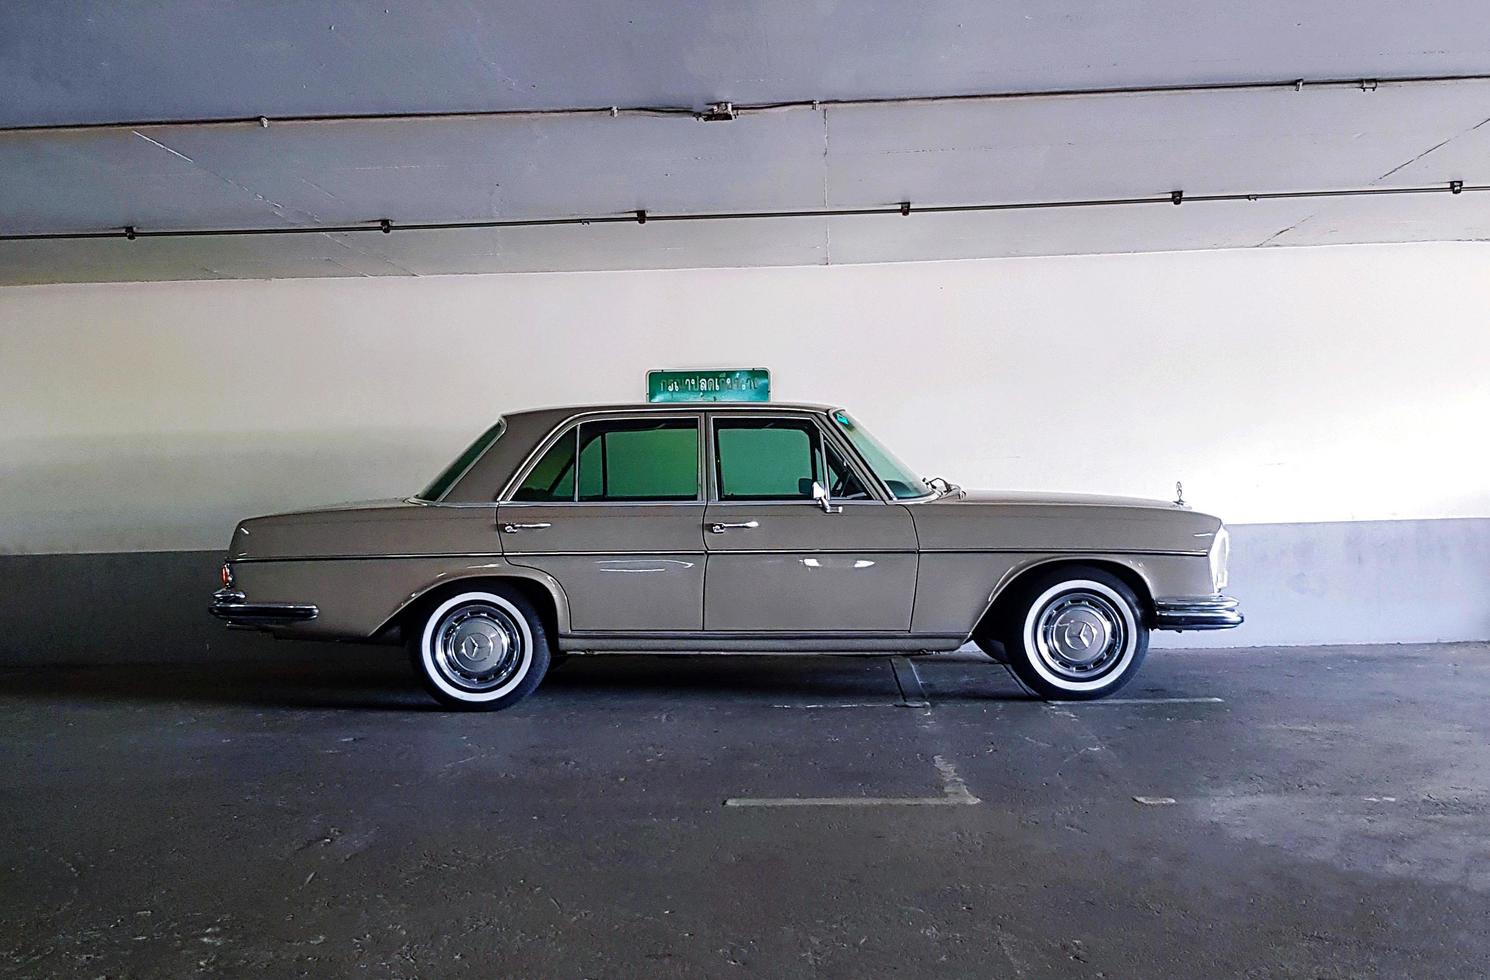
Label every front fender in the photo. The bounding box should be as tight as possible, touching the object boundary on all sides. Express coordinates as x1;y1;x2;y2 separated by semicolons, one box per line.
910;551;1216;637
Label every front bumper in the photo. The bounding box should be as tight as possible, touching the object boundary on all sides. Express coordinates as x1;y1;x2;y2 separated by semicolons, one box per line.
1153;595;1243;631
209;588;319;629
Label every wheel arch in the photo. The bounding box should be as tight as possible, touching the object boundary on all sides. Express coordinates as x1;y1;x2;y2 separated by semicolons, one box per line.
973;556;1156;639
376;569;568;642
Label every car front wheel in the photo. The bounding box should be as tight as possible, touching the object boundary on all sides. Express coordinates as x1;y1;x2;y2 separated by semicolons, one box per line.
408;587;550;710
994;566;1148;700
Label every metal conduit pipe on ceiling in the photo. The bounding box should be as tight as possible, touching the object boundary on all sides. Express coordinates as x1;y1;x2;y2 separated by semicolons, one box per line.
3;72;1490;134
0;182;1481;243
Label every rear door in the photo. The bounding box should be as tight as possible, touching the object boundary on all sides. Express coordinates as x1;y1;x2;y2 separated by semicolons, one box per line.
702;412;918;633
497;414;705;631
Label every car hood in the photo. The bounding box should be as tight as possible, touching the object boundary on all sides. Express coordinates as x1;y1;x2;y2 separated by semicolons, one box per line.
910;487;1223;554
947;489;1184;511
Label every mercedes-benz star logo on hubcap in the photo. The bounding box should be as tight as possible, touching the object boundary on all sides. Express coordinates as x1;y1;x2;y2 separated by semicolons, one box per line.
460;634;492;661
1062;621;1096;651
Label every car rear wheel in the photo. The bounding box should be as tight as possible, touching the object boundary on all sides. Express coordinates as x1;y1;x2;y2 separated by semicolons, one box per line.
408;587;550;710
993;566;1148;700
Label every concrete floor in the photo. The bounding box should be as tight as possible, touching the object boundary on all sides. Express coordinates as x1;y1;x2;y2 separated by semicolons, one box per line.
2;643;1487;978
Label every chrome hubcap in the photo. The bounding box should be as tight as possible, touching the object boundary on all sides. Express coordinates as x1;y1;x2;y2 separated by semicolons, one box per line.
1034;592;1126;680
432;603;525;691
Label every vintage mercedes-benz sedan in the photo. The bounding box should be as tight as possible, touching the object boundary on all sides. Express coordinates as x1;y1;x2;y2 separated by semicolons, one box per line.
212;403;1241;708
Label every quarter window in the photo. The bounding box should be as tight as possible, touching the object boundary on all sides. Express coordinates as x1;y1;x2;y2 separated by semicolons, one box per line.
511;428;577;501
824;440;871;500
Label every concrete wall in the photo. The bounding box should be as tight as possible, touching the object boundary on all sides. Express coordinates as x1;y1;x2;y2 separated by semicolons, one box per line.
2;241;1487;661
3;519;1486;666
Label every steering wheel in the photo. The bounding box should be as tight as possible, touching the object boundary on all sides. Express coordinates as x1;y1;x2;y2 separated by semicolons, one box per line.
831;473;867;499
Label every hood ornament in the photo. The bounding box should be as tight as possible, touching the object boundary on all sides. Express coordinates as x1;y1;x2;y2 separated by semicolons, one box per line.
1174;481;1186;506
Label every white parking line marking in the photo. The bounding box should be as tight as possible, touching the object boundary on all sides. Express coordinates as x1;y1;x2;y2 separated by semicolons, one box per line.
724;754;980;808
931;754;980;804
889;656;930;707
770;702;903;709
1050;696;1224;705
724;795;976;808
771;697;1222;709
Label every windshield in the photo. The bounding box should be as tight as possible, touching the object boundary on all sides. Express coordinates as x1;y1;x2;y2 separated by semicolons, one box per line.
418;419;506;501
830;410;930;500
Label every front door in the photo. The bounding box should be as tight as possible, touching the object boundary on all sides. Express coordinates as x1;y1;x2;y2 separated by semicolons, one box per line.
702;413;918;632
497;414;705;632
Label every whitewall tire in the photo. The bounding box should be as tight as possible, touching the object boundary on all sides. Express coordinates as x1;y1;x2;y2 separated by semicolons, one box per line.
407;587;550;710
996;566;1149;700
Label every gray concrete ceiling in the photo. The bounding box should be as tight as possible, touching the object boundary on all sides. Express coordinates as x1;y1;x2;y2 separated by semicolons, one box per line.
4;1;1490;284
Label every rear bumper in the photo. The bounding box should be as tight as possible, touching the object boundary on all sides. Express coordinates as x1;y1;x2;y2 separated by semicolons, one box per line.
1153;595;1243;631
209;588;319;629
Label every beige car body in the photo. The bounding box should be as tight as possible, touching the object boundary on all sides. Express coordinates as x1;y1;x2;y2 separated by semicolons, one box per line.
213;403;1239;651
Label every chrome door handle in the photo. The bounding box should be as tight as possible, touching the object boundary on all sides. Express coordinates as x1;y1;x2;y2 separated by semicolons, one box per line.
709;520;760;534
502;522;552;533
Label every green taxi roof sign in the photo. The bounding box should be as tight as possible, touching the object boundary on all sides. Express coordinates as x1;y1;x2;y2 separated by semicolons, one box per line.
647;368;770;403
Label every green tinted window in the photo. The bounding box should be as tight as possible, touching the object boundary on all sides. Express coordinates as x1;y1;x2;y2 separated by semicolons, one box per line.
576;419;698;501
419;419;506;501
831;410;928;500
511;428;577;501
825;440;870;500
715;419;821;500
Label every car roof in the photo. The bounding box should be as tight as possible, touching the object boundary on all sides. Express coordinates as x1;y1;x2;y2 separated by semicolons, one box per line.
500;401;841;426
440;402;843;502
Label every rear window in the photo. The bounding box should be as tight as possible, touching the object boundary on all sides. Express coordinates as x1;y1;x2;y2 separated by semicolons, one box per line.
418;420;506;501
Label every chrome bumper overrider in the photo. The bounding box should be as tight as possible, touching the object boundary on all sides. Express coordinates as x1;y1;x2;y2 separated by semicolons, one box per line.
209;588;319;628
1153;595;1243;631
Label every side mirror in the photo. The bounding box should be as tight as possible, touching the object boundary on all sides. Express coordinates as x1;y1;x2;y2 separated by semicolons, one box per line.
811;481;843;515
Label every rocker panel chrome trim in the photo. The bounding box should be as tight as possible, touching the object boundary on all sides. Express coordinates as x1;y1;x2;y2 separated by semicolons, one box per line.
557;631;965;652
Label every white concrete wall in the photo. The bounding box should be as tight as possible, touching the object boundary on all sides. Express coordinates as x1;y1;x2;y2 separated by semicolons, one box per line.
4;241;1488;556
4;241;1489;648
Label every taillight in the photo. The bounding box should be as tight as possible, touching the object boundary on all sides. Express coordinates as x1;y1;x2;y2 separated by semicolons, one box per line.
221;562;234;588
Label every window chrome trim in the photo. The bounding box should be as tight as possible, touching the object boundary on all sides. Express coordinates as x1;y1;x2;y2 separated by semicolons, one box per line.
495;405;903;505
498;411;706;504
498;500;711;509
817;412;896;503
705;499;888;508
511;422;579;503
827;406;936;502
704;410;890;505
